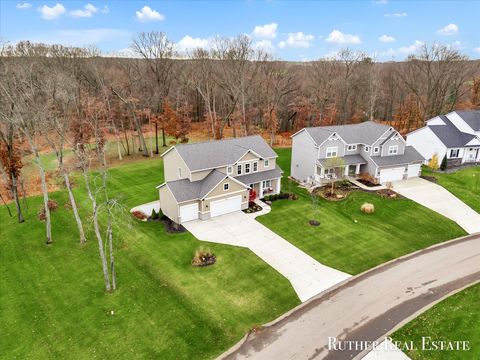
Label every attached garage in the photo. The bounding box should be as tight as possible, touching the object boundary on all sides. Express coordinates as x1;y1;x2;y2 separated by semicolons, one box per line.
179;203;199;223
379;167;405;183
407;163;422;178
210;195;242;217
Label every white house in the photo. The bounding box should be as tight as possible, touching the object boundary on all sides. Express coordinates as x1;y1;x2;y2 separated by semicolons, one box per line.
406;110;480;167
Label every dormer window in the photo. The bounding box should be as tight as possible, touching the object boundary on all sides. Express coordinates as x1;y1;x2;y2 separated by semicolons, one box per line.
388;145;398;155
237;164;242;175
227;166;233;175
264;159;270;167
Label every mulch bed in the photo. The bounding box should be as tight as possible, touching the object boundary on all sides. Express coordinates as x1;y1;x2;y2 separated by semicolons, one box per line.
421;175;438;183
316;187;351;201
376;189;402;199
357;179;381;187
191;254;216;267
162;216;186;233
243;202;262;214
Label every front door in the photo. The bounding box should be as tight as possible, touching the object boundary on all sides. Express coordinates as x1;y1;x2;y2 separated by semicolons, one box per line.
348;165;356;176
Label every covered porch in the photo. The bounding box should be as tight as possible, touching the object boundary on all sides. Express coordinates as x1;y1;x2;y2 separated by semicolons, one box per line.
314;154;367;185
234;165;283;200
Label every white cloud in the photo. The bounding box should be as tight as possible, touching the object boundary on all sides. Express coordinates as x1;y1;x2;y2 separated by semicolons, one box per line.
326;30;361;45
385;12;407;17
252;23;278;39
278;32;314;48
437;23;458;36
135;6;164;22
16;2;32;9
253;39;275;52
176;35;210;51
38;3;66;20
398;40;424;54
378;34;395;43
474;47;480;54
69;3;99;18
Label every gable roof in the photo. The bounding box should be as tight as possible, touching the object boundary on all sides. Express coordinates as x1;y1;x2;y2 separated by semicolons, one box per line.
428;116;477;148
454;110;480;131
164;170;249;203
171;135;278;172
372;146;425;167
302;121;392;146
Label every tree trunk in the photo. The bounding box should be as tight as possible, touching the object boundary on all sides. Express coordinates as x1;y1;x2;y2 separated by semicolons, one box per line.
131;109;149;157
32;146;52;244
62;169;86;244
155;121;159;154
107;221;116;290
162;125;166;147
0;194;13;217
11;173;24;223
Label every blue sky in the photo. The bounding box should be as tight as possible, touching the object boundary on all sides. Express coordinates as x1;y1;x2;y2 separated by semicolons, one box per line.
1;0;479;61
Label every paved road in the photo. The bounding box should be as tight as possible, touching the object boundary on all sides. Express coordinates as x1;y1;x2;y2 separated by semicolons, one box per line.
392;178;480;234
184;207;350;302
221;234;480;360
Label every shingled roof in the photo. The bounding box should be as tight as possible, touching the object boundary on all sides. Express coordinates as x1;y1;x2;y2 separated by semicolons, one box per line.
169;135;278;172
454;110;480;131
429;116;478;148
303;121;392;146
371;146;424;167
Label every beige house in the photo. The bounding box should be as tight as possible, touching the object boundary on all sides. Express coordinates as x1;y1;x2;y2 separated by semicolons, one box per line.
158;135;282;224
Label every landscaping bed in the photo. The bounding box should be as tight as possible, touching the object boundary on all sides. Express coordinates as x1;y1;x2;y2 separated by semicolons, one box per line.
243;201;262;214
315;180;354;201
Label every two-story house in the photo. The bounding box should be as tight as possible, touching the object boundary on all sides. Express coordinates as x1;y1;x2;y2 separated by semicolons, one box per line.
406;110;480;167
291;121;424;185
157;135;282;224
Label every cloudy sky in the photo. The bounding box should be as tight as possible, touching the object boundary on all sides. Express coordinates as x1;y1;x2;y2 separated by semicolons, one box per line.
1;0;479;60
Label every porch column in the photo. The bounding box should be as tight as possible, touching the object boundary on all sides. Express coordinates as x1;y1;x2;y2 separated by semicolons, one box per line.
276;178;281;194
259;182;264;198
344;166;349;176
355;164;361;174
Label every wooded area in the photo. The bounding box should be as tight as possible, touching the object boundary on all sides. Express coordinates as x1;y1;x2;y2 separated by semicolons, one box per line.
0;32;479;290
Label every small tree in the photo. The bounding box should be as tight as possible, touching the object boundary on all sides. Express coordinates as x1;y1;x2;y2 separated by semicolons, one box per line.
440;155;448;171
428;153;440;171
323;157;346;195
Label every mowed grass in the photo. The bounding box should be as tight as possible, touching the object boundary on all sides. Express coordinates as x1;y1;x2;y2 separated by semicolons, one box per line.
257;148;466;275
422;166;480;213
0;155;299;359
392;284;480;360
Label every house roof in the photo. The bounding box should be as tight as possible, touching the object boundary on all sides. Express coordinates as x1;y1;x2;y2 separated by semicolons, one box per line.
429;116;477;148
171;135;278;172
234;165;283;185
317;154;367;167
372;146;424;167
303;121;392;146
166;170;238;202
454;110;480;131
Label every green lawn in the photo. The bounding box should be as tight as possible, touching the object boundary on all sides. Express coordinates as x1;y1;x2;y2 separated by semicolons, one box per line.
0;156;299;359
422;166;480;213
259;149;467;274
392;284;480;360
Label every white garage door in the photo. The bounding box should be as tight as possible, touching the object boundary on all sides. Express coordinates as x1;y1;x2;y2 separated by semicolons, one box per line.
210;195;242;217
379;167;405;183
179;203;199;223
407;164;421;178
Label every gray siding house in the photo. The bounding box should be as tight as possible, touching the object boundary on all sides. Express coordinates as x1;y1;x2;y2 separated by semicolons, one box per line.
291;121;424;185
158;135;282;224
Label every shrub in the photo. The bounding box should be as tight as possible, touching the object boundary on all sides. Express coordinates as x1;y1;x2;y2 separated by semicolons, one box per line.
37;200;59;221
47;200;58;210
359;173;377;184
440;155;448;171
150;209;159;220
428;153;440;171
191;247;216;267
360;202;375;214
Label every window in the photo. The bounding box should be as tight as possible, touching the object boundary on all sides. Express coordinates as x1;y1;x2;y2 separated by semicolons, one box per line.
450;149;460;158
223;183;229;191
264;159;270;167
245;163;251;174
347;144;357;151
227;166;233;175
178;168;182;178
237;164;242;175
326;146;338;158
324;168;335;174
373;147;380;154
364;146;370;152
253;162;258;172
262;180;272;188
388;145;398;155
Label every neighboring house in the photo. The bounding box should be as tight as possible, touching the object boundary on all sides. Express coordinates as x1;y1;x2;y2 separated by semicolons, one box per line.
157;135;282;224
291;121;424;185
406;110;480;167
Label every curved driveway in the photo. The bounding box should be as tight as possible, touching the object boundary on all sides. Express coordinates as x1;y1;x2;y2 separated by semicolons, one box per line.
221;233;480;360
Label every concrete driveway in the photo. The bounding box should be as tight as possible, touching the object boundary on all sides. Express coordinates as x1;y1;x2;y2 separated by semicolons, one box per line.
184;210;350;302
392;178;480;234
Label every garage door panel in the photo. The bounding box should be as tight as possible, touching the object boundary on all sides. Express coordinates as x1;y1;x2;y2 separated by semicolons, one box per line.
210;195;242;217
407;164;421;178
379;167;405;183
179;203;199;223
